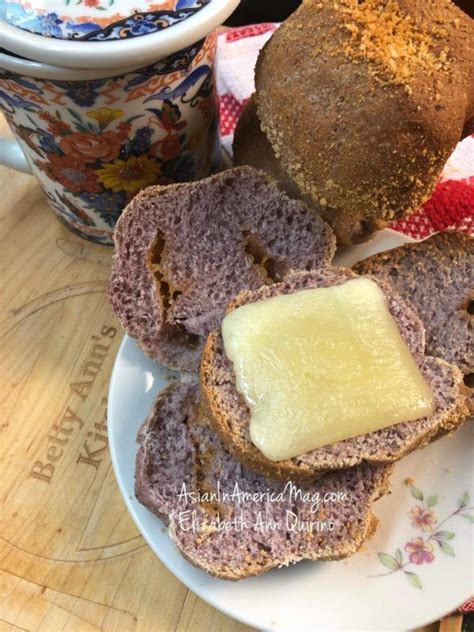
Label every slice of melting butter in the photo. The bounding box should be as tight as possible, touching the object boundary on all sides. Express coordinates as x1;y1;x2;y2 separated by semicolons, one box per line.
222;277;435;462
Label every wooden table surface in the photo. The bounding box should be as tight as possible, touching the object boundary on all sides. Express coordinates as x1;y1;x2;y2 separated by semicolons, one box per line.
0;118;466;632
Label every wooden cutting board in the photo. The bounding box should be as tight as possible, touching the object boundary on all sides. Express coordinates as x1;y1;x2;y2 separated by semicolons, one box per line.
0;118;463;632
0;118;252;632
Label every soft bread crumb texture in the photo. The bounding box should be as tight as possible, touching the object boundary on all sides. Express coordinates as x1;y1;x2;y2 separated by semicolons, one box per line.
354;233;474;412
108;166;335;372
222;278;435;461
135;382;393;580
201;268;469;481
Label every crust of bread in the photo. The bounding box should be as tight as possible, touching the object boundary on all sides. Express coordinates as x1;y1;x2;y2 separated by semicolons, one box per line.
201;271;469;482
173;474;391;580
354;232;474;412
255;0;473;231
202;332;468;482
109;166;335;372
233;95;386;246
135;383;394;580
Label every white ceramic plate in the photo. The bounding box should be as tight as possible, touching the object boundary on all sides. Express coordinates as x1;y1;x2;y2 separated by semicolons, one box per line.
108;229;474;631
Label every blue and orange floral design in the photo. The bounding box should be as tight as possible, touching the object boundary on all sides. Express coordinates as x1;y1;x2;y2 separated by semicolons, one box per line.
0;0;210;40
0;32;218;243
24;103;198;226
371;484;473;589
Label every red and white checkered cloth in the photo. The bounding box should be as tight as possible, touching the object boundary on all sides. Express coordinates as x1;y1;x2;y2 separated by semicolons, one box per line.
216;24;474;240
215;24;474;614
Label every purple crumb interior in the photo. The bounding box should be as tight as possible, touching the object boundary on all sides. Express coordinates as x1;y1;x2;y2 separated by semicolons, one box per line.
203;267;466;472
108;167;336;371
136;383;391;579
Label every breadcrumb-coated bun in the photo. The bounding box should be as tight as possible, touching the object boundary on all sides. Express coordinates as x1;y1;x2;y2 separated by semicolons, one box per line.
233;95;385;245
255;0;473;236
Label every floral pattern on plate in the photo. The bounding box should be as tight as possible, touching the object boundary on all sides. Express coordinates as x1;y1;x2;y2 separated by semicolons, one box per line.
372;483;474;590
0;0;209;40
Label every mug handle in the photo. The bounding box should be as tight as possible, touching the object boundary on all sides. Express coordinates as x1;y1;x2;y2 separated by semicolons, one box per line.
0;137;32;174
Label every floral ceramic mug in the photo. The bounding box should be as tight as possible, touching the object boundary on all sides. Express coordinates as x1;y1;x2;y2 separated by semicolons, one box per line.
0;0;239;244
